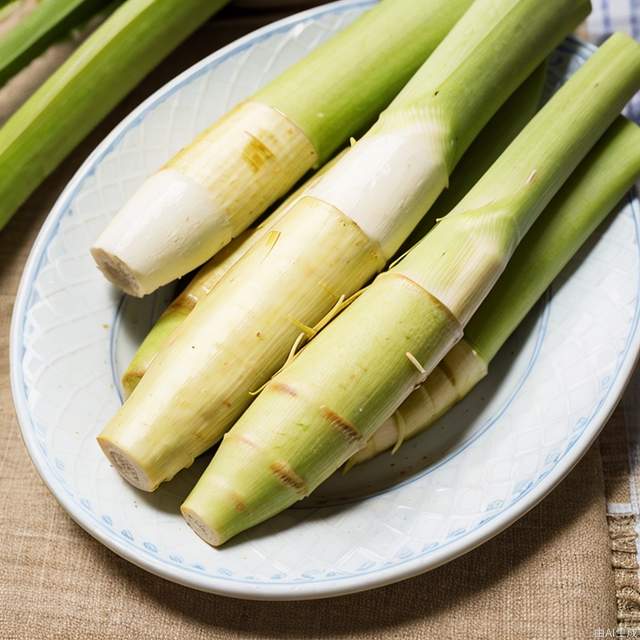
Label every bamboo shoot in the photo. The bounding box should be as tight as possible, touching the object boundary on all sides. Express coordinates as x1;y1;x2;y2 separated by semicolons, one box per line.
121;153;344;397
91;0;474;296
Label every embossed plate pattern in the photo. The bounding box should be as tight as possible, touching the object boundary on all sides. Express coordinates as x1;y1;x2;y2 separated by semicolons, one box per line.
10;0;640;600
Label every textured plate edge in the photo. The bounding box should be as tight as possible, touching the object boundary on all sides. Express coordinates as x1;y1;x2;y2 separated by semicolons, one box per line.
8;6;639;600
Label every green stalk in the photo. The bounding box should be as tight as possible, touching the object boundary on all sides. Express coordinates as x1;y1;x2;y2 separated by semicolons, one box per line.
91;0;475;297
98;0;588;494
350;116;640;467
121;66;546;397
181;34;640;546
256;0;475;165
467;117;640;361
0;0;115;88
255;0;471;164
0;0;20;20
403;64;546;252
0;0;230;230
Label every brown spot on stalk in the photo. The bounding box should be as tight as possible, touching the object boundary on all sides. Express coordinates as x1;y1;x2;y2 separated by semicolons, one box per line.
225;432;260;451
171;294;198;312
242;132;275;172
123;371;144;383
321;406;362;445
229;491;247;512
269;381;298;397
439;360;457;389
270;462;307;496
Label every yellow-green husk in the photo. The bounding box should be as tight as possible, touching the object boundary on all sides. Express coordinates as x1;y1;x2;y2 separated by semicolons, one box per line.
91;0;475;295
122;67;545;396
121;153;344;397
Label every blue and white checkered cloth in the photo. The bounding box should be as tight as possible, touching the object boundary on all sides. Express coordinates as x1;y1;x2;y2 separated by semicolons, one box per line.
586;0;640;120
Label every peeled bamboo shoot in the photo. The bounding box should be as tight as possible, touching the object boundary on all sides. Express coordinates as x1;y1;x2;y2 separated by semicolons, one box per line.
91;0;474;296
121;153;343;397
182;34;640;546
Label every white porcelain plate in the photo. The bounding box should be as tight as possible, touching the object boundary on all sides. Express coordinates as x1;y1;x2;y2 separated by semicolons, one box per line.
10;0;640;600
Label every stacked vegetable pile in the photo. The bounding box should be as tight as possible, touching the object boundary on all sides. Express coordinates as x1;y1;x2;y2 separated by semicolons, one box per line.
88;0;640;546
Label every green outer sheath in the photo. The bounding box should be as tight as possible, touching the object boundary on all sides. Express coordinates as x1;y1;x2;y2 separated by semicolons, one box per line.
402;32;640;315
457;34;640;241
256;0;473;163
183;274;461;544
467;117;640;363
122;305;190;396
0;0;114;88
403;64;546;252
0;0;229;229
466;34;640;235
388;0;591;172
354;117;640;466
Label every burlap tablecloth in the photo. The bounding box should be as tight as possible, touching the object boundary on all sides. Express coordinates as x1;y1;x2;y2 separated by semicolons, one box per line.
0;4;630;638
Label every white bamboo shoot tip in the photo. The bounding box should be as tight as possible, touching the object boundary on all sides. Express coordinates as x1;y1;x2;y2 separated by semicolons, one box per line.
91;169;223;296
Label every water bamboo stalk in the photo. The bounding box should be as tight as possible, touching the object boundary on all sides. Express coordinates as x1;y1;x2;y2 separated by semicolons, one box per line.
403;65;547;251
0;0;114;88
0;0;230;230
91;0;474;296
350;116;640;466
181;34;640;546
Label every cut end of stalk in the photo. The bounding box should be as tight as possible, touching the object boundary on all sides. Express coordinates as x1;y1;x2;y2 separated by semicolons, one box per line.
181;505;225;547
90;246;145;297
90;168;230;296
97;436;156;492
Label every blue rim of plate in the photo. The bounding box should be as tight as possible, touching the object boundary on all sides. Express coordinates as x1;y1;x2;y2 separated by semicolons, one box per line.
9;0;640;600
